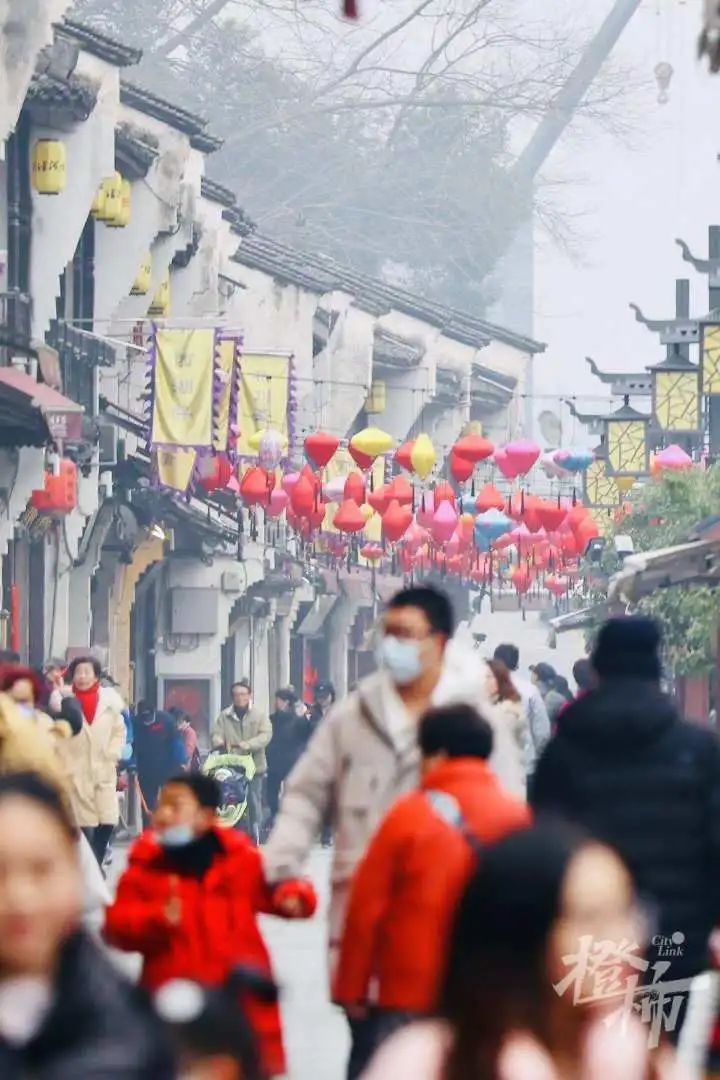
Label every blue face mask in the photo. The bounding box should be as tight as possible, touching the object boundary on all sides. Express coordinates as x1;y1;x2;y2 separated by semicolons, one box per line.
156;824;195;849
16;703;34;718
377;635;423;686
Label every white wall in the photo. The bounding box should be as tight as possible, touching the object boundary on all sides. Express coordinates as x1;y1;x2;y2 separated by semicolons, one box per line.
0;0;71;146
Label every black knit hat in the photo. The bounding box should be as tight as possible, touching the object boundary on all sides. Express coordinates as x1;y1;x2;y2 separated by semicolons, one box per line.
592;616;662;681
275;686;297;705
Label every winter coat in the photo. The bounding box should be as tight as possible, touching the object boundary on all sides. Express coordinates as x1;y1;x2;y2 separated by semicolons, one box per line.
334;758;530;1011
134;710;184;794
264;651;494;967
512;676;551;768
56;687;126;828
537;680;567;725
212;704;272;775
359;1018;688;1080
487;696;529;798
531;680;720;980
0;694;71;796
104;824;316;1077
0;932;174;1079
266;708;311;781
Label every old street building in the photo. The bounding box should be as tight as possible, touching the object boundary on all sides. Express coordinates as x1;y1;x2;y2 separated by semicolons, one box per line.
0;16;544;739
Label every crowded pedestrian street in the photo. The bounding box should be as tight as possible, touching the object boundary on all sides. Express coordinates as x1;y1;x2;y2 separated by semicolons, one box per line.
4;0;720;1078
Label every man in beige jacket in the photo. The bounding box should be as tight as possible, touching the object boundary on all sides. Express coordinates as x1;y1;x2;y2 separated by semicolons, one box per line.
264;585;467;1078
212;681;272;842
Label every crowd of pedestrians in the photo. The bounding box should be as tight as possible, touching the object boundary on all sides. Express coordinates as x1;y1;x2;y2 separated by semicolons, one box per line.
0;582;718;1078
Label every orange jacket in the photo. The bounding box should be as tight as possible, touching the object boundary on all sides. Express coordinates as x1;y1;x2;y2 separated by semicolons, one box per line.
333;758;531;1012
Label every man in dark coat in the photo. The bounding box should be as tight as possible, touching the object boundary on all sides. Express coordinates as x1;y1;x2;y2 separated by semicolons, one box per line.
266;688;309;829
532;616;720;993
133;701;184;821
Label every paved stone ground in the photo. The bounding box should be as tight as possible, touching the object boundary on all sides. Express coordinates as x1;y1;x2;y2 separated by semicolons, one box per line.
108;844;347;1080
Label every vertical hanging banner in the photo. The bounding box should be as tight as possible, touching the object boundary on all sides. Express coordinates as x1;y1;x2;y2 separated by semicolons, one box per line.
150;327;216;449
236;353;292;457
155;447;197;492
214;336;239;453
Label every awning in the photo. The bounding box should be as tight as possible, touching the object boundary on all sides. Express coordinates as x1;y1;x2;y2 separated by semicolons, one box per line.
296;595;337;637
608;539;720;603
0;368;83;447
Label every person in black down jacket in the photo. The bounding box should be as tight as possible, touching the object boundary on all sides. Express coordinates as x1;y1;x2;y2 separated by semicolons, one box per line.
0;772;173;1080
532;616;720;993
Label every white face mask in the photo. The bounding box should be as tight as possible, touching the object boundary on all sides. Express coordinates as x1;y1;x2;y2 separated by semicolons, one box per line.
156;824;195;849
377;635;424;686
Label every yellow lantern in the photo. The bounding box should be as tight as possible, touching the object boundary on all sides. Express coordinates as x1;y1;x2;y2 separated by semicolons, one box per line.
365;381;387;414
148;273;170;316
615;475;636;496
108;177;131;228
91;185;106;218
131;254;152;296
31;140;67;195
350;426;394;458
97;172;122;223
410;432;436;479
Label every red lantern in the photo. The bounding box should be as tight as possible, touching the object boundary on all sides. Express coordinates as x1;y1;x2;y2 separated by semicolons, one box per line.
387;475;413;506
349;444;375;470
395;440;416;472
333;499;366;534
31;459;77;514
402;522;427;553
290;473;316;516
449;451;474;484
535;500;568;533
240;466;273;507
573;518;600;554
382;499;413;543
433;480;456;507
476;483;505;513
304;432;340;469
368;485;390;515
545;574;568;597
504;439;541;477
453;434;495;463
344;472;366;505
511;566;533;594
307;501;328;531
199;456;233;492
360;543;384;562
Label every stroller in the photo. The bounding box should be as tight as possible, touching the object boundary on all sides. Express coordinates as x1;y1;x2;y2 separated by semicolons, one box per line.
202;751;256;830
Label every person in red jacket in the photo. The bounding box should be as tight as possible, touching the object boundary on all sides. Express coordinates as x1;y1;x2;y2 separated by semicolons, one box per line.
105;773;316;1078
333;704;531;1076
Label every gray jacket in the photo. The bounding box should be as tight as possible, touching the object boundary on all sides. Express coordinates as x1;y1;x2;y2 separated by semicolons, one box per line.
211;704;272;775
263;670;420;959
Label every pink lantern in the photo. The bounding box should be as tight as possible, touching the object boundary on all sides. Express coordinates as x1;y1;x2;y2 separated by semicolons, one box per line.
403;522;427;553
431;501;458;544
267;488;289;518
282;472;300;495
417;491;436;529
504;439;541;477
494;446;522;481
545;574;568;597
653;444;693;472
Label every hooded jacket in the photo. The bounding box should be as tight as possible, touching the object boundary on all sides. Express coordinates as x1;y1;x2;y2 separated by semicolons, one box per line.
531;680;720;979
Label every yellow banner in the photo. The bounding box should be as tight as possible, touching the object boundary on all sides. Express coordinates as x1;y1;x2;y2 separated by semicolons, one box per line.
214;337;237;452
151;328;215;448
237;354;290;457
155;448;196;492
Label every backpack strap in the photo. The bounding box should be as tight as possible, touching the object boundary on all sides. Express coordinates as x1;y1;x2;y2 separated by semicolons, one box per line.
425;789;483;857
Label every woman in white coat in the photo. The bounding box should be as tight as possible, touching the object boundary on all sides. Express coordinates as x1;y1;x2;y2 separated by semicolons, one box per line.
484;659;529;799
59;656;126;865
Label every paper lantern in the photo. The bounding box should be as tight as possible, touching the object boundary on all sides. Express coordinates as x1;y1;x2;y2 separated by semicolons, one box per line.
305;432;340;469
255;428;286;470
323;475;347;503
475;483;505;513
574;518;600;554
554;447;594;473
494;446;522;481
615;475;636;495
267;488;289;518
32;139;66;195
395;440;416;472
545;574;568;597
458;513;475;543
433;481;456;507
344;472;366;505
387;475;413;506
96;172;122;222
653;444;693;472
410;433;436;480
402;522;427;553
200;456;233;492
31;459;77;513
382;500;413;543
449;450;474;484
360;543;384;563
475;509;512;544
149;274;170;317
504;439;541;476
290;473;316;516
453;434;495;463
416;491;436;529
282;472;300;495
540;452;571;480
367;485;390;515
348;445;375;470
333;499;366;534
131;254;152;296
535;500;568;533
240;465;273;506
351;427;394;459
107;177;132;228
431;501;458;544
511;566;533;594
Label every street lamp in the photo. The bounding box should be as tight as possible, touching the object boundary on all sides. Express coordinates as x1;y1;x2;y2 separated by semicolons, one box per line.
605;396;649;479
649;347;701;451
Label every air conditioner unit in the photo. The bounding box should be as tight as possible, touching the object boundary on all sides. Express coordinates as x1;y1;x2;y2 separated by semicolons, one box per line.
221;571;242;595
97;420;118;467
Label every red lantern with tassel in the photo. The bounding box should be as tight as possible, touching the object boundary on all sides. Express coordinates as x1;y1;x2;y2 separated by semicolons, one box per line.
200;456;233;492
348;445;375;471
395;440;416;473
449;450;474;484
367;485;390;515
240;466;273;507
535;499;568;533
382;499;413;543
333;499;366;534
453;434;495;463
387;475;413;506
433;480;456;507
304;432;340;469
344;472;366;505
290;473;316;516
475;483;505;513
511;566;533;594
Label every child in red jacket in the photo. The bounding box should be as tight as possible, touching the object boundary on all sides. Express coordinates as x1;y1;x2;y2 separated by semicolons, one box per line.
333;704;531;1076
105;773;316;1078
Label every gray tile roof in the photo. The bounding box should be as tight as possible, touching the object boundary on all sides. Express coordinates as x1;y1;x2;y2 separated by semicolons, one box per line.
120;81;221;151
25;72;98;121
58;18;143;67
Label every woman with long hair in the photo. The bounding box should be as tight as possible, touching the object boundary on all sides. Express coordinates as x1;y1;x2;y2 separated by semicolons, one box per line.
362;823;686;1079
485;659;528;798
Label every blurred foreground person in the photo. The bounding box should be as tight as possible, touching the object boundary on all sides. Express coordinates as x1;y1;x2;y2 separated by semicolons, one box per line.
105;773;316;1078
533;616;720;999
64;656;126;865
0;772;173;1079
334;705;529;1074
362;823;686;1080
156;969;277;1080
572;657;594;698
492;643;550;767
